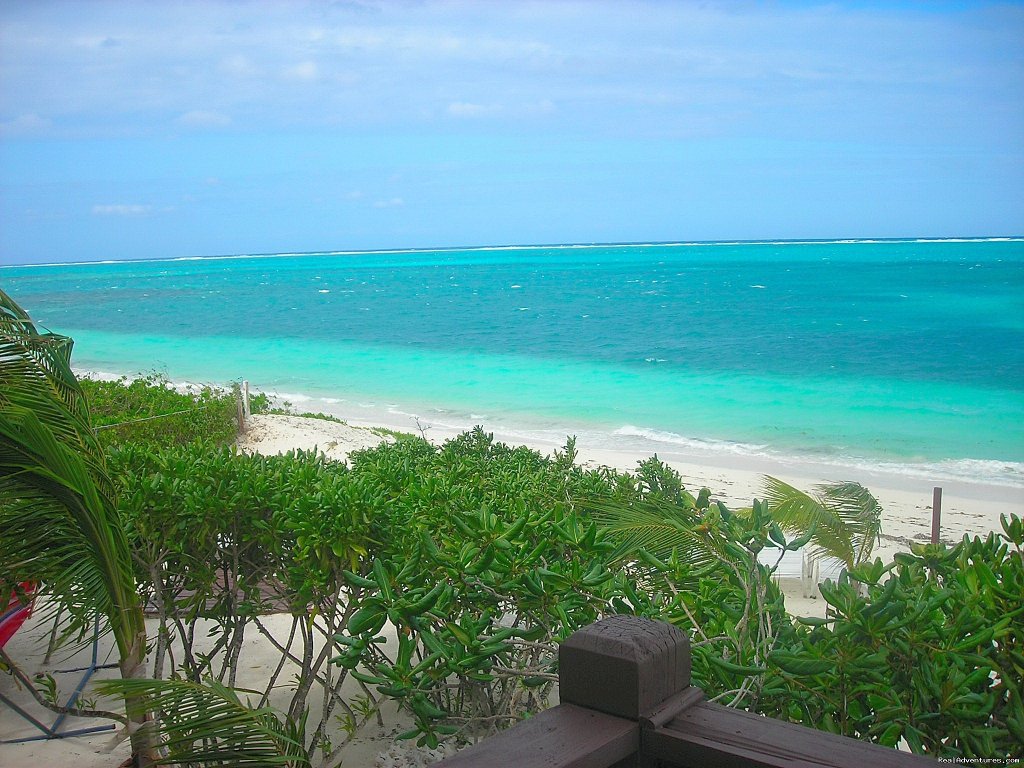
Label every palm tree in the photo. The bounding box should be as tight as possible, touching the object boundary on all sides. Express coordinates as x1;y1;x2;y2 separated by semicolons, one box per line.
0;288;155;765
589;473;882;575
760;476;882;569
0;289;307;767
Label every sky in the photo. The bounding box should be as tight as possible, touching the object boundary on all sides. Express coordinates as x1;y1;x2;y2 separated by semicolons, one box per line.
1;1;1022;265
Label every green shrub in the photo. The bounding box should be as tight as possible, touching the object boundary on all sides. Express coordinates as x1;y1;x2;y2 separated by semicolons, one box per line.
81;374;238;448
102;417;1023;761
331;428;653;747
757;520;1024;760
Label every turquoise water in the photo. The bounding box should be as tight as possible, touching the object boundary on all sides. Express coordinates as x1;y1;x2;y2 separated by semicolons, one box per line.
4;239;1023;485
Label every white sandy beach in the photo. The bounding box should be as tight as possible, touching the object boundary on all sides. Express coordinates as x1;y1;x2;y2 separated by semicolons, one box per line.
2;410;1020;767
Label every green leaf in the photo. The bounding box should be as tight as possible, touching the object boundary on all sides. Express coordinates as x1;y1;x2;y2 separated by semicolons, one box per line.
0;291;154;756
768;651;834;676
347;604;387;635
446;621;473;646
341;569;377;589
878;723;903;747
349;670;389;686
784;522;818;552
372;558;395;601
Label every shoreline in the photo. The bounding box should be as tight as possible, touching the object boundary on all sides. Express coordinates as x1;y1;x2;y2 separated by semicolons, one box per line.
78;367;1024;493
78;367;1024;560
78;368;1024;550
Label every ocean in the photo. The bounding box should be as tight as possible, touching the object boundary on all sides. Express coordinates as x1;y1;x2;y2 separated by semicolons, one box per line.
3;238;1023;488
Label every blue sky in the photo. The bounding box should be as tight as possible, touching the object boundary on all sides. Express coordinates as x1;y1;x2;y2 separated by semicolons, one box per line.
1;1;1022;264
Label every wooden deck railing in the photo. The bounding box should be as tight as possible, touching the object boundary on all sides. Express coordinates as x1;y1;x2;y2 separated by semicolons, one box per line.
436;615;934;768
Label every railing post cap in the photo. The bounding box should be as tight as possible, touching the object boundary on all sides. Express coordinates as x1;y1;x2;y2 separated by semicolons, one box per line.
559;615;691;720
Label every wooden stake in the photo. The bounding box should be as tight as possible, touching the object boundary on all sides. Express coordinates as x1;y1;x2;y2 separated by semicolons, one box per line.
931;486;942;544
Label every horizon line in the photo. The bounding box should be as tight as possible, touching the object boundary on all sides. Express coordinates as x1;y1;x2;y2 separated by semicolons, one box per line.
4;234;1023;269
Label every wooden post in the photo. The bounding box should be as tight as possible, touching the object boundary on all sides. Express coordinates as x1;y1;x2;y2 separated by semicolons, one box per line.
437;616;693;768
931;486;942;544
559;615;692;722
242;380;251;420
436;616;934;767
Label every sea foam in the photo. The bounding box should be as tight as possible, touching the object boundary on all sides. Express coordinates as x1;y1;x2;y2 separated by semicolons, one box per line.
613;425;770;455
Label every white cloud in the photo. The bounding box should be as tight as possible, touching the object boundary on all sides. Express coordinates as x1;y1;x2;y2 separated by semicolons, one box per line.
530;99;555;115
284;61;319;80
175;110;231;128
73;35;121;49
448;99;552;119
0;113;52;137
373;197;404;208
332;28;554;63
0;2;1019;151
221;54;259;77
447;101;499;118
91;204;152;216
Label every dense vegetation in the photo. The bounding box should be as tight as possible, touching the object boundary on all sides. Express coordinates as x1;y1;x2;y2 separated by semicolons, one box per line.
79;374;239;448
6;366;1022;765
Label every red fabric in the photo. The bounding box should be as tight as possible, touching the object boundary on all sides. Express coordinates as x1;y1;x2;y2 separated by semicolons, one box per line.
0;582;35;647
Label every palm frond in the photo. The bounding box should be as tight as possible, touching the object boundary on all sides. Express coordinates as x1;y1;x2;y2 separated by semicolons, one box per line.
760;476;882;568
815;481;882;565
98;677;310;767
588;497;722;571
0;290;107;474
0;381;139;654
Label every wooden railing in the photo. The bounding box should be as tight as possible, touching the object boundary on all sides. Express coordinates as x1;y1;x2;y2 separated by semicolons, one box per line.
436;615;934;768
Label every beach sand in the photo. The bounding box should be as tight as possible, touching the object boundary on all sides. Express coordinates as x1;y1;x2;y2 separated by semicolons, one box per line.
2;411;1020;767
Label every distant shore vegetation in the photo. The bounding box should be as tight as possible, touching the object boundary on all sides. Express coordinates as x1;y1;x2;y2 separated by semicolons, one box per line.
3;342;1022;764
